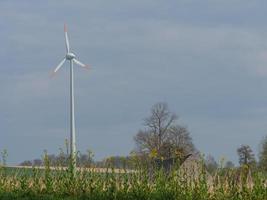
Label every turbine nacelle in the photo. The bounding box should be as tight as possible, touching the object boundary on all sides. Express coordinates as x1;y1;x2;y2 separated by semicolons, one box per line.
66;52;76;60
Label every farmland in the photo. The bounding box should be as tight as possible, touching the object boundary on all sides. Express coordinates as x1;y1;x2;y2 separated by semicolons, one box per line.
1;102;267;199
0;160;266;200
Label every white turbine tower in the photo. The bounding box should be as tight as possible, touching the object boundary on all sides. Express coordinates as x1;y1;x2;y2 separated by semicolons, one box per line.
51;24;89;174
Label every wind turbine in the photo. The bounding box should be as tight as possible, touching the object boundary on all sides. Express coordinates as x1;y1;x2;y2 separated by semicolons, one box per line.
51;24;89;174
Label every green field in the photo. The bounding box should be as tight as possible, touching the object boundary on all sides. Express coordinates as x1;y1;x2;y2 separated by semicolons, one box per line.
3;167;44;176
0;164;266;200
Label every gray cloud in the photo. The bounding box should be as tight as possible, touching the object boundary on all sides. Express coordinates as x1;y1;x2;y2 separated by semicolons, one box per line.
1;1;267;164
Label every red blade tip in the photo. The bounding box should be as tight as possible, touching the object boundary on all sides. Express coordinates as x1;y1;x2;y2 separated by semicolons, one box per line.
85;64;91;70
64;24;67;32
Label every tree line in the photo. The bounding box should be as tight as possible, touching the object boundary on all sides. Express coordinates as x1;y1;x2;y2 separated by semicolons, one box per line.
17;102;267;173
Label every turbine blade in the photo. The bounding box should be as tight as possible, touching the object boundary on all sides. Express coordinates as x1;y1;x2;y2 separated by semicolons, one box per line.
73;58;90;69
53;58;66;73
64;24;70;53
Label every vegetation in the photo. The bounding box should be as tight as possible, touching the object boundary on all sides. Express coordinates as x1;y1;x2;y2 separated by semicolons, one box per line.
2;102;267;199
259;136;267;172
0;157;267;200
237;145;256;168
133;103;196;164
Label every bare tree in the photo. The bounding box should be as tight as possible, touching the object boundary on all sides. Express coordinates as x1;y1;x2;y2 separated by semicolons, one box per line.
237;144;256;167
259;136;267;172
135;103;177;158
134;103;195;160
168;125;195;158
134;130;156;155
145;103;177;154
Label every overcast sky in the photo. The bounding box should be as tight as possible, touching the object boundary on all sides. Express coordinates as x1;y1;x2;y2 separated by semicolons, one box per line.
1;0;267;165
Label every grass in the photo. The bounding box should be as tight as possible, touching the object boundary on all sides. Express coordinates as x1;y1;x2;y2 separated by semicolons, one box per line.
0;161;266;200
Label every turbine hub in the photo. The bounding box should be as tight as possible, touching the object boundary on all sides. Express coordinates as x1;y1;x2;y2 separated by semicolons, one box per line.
66;52;76;60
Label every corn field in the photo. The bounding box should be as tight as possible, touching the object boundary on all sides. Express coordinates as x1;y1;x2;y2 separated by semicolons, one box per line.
0;163;266;200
